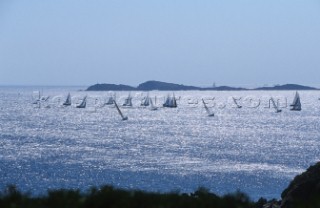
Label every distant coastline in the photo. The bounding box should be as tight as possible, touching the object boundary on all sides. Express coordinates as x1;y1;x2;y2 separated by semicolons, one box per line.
86;80;318;91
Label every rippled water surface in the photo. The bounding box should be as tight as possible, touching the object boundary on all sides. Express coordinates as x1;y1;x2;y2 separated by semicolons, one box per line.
0;86;320;199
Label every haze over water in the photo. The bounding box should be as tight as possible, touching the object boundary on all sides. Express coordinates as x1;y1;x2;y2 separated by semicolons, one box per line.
1;86;319;200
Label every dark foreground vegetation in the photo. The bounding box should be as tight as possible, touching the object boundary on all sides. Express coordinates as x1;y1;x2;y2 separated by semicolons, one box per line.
0;185;271;208
1;162;320;208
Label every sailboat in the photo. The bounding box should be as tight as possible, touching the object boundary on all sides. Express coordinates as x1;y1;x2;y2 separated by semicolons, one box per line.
105;94;115;105
32;91;50;108
290;91;301;111
63;93;72;106
114;100;128;120
202;99;214;117
232;97;242;108
163;94;177;108
105;96;114;105
76;96;87;108
123;94;133;107
141;94;150;107
270;97;282;113
149;97;158;111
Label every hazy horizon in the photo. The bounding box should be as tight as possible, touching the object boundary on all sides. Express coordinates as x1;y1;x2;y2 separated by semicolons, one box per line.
1;81;320;89
1;0;320;87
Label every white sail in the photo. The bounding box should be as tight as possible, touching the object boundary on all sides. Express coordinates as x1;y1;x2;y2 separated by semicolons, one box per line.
172;94;177;107
105;96;114;105
149;98;158;110
202;99;214;117
123;94;132;107
163;94;177;108
290;92;301;111
163;96;170;107
114;100;128;120
141;94;150;106
63;93;72;106
76;96;87;108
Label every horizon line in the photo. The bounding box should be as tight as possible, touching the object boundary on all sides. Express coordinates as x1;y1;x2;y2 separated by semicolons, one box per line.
1;81;320;89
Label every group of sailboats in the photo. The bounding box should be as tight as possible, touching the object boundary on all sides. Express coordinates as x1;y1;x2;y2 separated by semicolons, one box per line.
201;91;302;117
61;93;128;120
163;94;177;108
32;91;303;120
141;94;158;110
61;93;86;108
269;91;301;113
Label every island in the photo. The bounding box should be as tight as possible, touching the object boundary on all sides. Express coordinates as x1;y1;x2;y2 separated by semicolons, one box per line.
86;81;318;91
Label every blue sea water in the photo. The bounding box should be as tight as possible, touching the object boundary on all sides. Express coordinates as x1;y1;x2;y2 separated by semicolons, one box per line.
0;86;319;200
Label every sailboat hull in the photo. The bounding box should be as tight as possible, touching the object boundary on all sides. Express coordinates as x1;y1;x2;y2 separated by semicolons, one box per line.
162;104;177;108
290;107;301;111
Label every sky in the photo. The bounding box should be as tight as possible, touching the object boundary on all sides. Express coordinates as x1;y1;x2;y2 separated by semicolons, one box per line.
0;0;320;87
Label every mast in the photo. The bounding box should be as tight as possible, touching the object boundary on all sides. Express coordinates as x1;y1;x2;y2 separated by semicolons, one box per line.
270;97;282;113
114;100;128;120
202;99;214;117
232;97;242;108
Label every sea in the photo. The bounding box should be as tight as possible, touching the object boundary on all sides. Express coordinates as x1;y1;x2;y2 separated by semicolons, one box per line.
0;86;319;200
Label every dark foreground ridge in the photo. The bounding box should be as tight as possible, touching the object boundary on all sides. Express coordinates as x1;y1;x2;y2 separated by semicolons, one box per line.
1;162;320;208
86;81;318;91
281;161;320;208
0;185;269;208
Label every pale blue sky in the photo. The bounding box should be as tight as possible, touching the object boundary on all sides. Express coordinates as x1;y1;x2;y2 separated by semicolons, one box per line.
0;0;320;87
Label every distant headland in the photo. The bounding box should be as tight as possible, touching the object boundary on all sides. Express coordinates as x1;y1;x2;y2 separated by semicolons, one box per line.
86;81;318;91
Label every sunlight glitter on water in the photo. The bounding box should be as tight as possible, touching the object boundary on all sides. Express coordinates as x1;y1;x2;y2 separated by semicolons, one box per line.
0;87;320;199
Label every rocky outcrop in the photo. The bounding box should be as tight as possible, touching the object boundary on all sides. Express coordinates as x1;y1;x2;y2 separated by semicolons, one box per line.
281;162;320;208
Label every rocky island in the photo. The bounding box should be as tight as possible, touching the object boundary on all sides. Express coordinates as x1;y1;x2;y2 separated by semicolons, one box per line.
86;81;318;91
